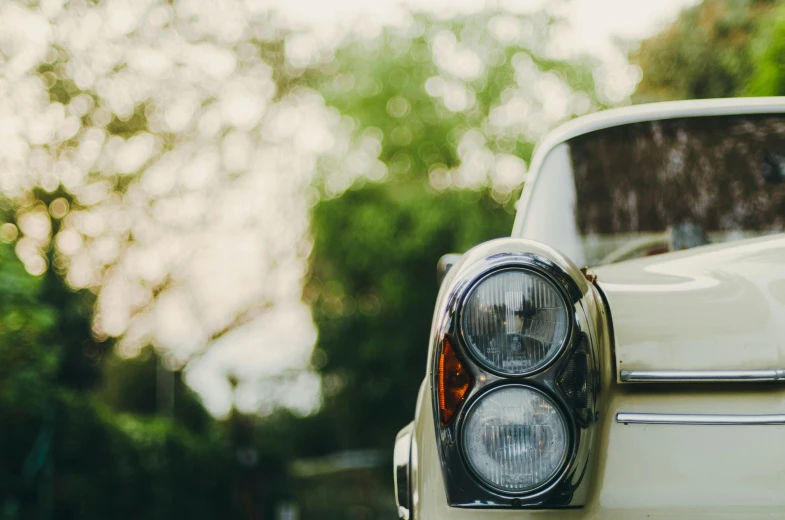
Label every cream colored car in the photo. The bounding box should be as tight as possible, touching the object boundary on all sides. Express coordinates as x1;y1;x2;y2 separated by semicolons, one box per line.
394;97;785;519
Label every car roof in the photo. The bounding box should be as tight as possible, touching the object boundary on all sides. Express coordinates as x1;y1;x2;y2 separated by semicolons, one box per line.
512;97;785;236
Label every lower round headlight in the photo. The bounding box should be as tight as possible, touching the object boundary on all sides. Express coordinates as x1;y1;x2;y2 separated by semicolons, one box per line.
462;386;568;493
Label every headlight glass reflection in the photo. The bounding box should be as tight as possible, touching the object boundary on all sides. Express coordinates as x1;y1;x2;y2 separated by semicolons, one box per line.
462;386;568;493
461;269;569;375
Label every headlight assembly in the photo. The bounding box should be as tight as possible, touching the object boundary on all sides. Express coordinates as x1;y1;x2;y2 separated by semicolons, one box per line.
431;242;601;510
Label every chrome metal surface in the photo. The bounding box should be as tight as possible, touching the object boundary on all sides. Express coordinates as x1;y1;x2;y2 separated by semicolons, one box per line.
617;413;785;425
620;369;785;383
394;422;413;520
428;239;601;509
437;253;461;286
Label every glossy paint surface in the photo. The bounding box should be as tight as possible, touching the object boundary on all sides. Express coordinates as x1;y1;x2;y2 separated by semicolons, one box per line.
412;235;785;518
412;366;785;518
408;100;785;517
595;234;785;375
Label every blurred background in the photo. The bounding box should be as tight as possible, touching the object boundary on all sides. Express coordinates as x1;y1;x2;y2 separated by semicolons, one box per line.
0;0;782;518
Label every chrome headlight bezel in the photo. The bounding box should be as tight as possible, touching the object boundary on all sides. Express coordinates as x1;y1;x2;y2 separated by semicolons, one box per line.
431;242;601;509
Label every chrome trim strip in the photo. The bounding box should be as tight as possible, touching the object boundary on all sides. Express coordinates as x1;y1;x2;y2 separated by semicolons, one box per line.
617;413;785;425
619;369;785;383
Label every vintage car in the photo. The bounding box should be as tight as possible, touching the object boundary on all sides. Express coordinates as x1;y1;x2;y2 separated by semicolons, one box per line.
393;97;785;519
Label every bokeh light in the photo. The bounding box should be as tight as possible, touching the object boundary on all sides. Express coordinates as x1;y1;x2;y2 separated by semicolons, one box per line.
0;0;695;419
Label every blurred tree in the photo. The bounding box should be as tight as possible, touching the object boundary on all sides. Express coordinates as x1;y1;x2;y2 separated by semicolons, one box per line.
308;184;513;451
745;3;785;96
0;229;59;518
296;184;513;518
634;0;777;102
1;2;630;519
314;11;602;199
0;230;287;519
298;10;608;518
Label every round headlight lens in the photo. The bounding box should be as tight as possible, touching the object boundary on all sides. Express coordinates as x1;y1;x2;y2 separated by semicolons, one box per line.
461;269;569;375
462;386;568;493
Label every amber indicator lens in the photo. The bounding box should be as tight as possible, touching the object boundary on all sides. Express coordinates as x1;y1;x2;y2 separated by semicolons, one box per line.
438;336;473;426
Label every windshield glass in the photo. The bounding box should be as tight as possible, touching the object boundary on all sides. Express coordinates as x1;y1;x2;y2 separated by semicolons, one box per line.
518;114;785;266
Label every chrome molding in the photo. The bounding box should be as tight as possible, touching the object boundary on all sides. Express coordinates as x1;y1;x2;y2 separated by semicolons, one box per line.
393;422;413;520
620;369;785;383
617;413;785;425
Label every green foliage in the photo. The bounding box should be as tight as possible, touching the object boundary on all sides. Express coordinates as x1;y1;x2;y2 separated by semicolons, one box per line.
745;3;785;95
634;0;777;102
97;348;213;434
315;12;600;188
308;183;513;452
46;393;239;520
0;244;58;416
318;34;465;178
295;183;510;518
0;241;289;519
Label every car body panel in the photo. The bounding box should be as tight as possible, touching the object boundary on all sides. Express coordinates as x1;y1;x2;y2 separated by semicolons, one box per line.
412;354;785;518
594;234;785;376
403;98;785;518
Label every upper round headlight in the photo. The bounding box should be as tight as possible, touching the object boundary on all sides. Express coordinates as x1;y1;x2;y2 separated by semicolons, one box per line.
462;386;568;493
461;268;569;375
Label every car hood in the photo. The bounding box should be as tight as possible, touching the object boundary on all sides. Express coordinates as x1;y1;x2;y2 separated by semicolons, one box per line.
594;234;785;379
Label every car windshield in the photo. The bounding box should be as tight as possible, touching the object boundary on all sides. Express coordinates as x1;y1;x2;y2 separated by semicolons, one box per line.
517;114;785;266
